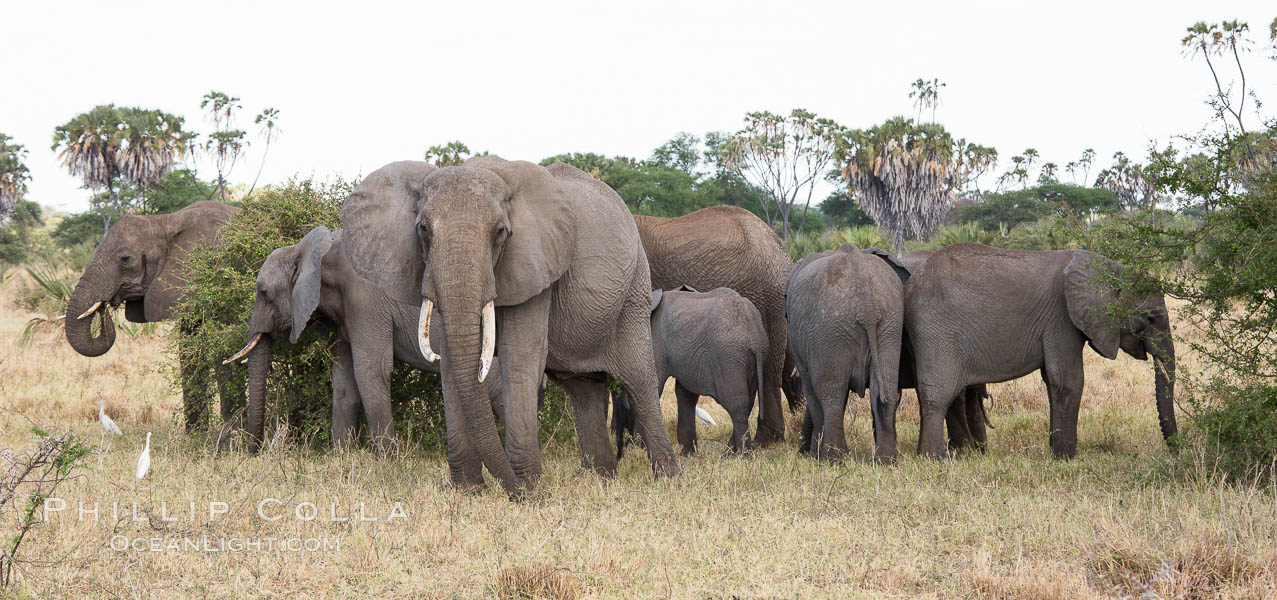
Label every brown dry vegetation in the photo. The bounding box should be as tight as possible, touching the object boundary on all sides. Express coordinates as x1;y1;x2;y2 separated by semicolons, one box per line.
1;285;1274;599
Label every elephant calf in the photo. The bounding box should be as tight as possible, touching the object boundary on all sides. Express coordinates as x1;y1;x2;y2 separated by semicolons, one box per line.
629;286;768;455
227;225;503;453
787;245;904;462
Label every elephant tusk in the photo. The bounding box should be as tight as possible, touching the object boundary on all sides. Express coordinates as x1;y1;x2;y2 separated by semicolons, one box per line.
223;333;261;365
478;301;495;383
77;301;103;320
695;406;717;426
418;298;440;363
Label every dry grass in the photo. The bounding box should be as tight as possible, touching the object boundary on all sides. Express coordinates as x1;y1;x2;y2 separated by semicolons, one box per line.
0;287;1273;599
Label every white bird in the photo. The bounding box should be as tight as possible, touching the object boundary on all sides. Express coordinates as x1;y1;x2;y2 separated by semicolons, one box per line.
135;432;151;480
98;401;122;436
694;406;717;426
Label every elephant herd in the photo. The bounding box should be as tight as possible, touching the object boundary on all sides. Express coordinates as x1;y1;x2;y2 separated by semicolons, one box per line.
64;157;1178;499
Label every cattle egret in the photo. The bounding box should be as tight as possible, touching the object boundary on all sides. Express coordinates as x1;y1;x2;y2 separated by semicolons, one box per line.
136;432;151;480
695;406;717;426
98;401;122;436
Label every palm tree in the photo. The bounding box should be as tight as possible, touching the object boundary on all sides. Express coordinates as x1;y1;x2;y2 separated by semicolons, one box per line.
52;105;127;232
245;107;281;200
841;117;966;253
53;105;189;231
0;133;30;219
117;109;191;209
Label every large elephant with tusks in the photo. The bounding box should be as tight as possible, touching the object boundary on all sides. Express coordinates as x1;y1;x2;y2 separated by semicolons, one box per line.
339;158;678;498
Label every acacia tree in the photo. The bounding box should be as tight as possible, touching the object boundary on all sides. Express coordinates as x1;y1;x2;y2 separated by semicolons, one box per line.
725;109;843;240
0;134;30;220
840;117;987;252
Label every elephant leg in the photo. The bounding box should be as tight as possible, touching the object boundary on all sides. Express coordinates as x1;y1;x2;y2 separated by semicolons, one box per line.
945;393;975;453
556;376;617;477
816;381;849;463
917;379;963;459
215;363;245;422
330;342;362;450
350;342;396;454
608;299;678;479
496;291;552;487
965;385;989;452
1042;350;1085;459
673;382;699;456
754;314;790;447
797;368;820;455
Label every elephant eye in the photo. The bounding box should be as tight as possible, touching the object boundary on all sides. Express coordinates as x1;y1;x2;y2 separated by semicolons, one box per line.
118;255;131;264
495;224;509;239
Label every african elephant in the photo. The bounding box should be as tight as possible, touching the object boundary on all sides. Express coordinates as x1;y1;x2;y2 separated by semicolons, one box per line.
787;244;904;462
634;205;801;447
224;225;505;453
340;158;678;497
65;201;240;430
639;286;768;456
905;243;1176;459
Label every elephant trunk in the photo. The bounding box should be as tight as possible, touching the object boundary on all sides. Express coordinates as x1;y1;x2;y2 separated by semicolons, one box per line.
1150;319;1177;450
244;335;272;453
65;265;116;357
433;288;524;499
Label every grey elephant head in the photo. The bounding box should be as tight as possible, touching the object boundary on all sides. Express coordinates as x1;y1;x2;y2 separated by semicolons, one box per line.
227;226;335;451
65;201;237;357
1064;250;1176;443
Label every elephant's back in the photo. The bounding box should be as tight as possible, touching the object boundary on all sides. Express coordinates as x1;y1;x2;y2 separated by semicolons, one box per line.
634;206;788;309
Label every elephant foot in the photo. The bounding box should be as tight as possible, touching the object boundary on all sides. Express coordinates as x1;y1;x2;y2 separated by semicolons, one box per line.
753;426;785;448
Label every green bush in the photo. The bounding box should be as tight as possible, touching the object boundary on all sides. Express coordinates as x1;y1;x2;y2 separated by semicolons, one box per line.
175;177;348;439
785;226;892;261
175;177;575;451
1191;383;1277;485
929;223;997;247
999;216;1078;251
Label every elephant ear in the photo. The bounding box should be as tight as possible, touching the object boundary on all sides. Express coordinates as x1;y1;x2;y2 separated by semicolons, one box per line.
469;157;575;306
143;203;235;322
289;226;333;343
861;246;913;284
1064;250;1122;359
649;289;664;313
339;161;436;305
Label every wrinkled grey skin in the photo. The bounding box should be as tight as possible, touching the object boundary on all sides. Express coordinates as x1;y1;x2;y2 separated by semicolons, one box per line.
905;243;1176;459
65;201;239;430
340;159;678;498
647;286;768;455
787;244;904;462
237;226;505;453
895;249;992;453
634;206;802;447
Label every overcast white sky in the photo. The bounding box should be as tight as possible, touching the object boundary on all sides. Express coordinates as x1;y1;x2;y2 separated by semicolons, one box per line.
4;0;1274;213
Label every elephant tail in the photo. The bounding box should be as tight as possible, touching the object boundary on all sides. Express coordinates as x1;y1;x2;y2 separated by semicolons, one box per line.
865;321;883;401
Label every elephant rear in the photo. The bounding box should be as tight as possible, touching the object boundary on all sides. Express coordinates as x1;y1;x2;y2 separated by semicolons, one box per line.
786;245;905;461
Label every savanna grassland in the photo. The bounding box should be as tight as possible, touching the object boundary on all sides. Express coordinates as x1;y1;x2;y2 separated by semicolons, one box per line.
1;279;1274;599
